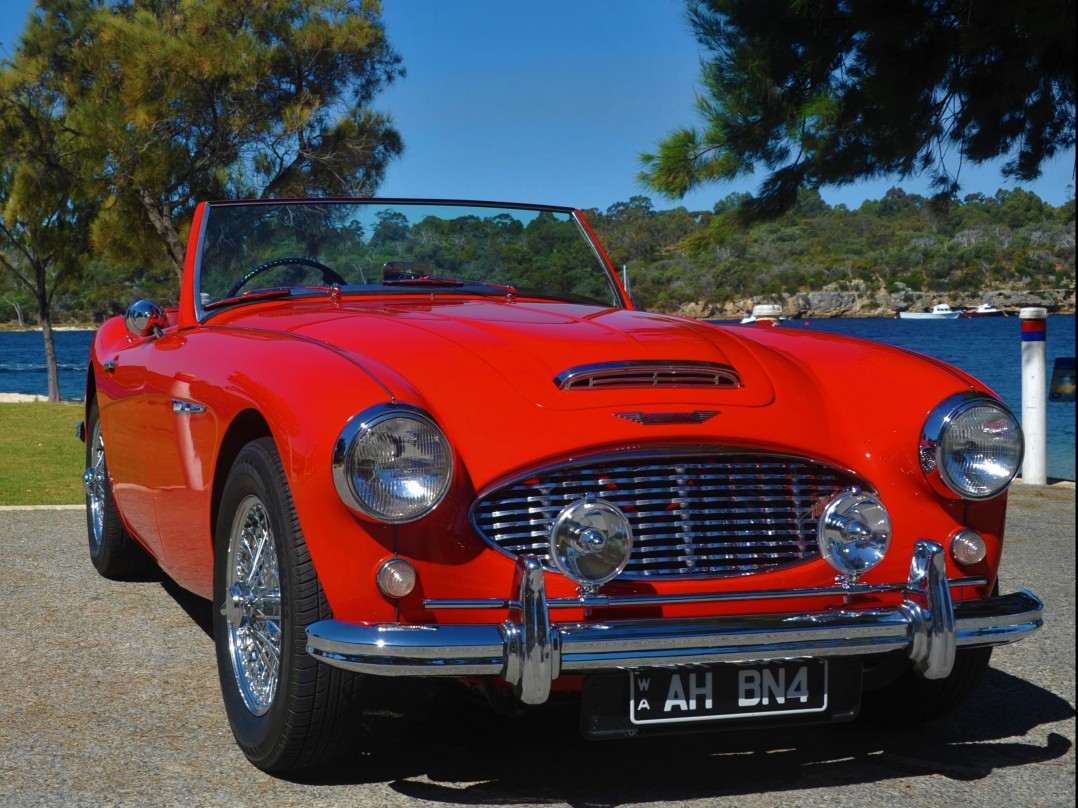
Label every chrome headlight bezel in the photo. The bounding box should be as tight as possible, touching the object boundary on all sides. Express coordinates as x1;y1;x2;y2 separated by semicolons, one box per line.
920;392;1024;501
332;403;453;524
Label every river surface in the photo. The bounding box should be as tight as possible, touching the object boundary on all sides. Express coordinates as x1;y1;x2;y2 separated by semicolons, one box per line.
2;315;1074;480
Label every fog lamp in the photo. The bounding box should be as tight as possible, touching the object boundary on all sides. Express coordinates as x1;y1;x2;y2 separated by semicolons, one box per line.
950;529;987;566
550;499;632;587
376;558;417;599
817;488;891;579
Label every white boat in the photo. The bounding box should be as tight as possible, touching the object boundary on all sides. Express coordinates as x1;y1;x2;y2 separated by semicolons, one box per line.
962;303;1006;318
898;304;961;320
740;304;784;325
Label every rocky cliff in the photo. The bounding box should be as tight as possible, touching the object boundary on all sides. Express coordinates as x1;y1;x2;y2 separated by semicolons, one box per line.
675;282;1076;320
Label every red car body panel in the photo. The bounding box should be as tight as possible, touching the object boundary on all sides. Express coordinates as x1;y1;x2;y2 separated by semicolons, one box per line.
90;215;1006;618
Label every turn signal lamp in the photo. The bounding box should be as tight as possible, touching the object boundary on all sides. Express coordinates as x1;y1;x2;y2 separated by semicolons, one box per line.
376;558;417;599
950;529;988;566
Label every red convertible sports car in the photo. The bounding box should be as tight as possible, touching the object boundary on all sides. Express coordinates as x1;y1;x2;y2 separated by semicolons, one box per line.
80;198;1043;773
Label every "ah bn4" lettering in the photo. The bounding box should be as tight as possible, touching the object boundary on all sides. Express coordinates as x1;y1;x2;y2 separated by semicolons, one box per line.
737;666;809;707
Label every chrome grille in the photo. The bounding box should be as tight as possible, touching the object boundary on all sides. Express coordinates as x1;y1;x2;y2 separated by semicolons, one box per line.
472;453;859;577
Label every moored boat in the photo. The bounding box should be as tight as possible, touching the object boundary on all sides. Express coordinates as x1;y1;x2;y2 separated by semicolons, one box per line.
898;304;961;320
962;303;1006;318
740;303;784;326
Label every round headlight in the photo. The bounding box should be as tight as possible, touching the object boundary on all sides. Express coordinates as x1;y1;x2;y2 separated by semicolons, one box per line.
817;488;890;579
550;499;632;587
921;393;1023;500
332;404;452;523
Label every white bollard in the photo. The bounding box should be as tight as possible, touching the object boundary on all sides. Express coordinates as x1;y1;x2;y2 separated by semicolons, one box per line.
1019;307;1048;485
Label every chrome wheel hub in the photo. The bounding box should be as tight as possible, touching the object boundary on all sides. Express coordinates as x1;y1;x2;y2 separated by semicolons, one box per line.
222;495;282;716
85;425;108;548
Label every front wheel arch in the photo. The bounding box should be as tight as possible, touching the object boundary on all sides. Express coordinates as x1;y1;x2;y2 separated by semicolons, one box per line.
210;409;273;562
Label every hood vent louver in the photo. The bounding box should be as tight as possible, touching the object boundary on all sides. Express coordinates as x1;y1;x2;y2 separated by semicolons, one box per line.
555;361;741;391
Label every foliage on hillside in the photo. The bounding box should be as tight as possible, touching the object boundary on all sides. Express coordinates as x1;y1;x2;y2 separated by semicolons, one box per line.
586;187;1075;314
0;185;1073;325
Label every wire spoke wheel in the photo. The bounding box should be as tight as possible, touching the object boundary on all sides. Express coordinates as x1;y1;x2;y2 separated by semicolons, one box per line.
84;419;108;549
223;495;282;716
213;437;364;773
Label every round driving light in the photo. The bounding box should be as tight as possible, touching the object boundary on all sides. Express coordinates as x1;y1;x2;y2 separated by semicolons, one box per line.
376;558;417;599
817;488;891;578
921;394;1023;500
550;499;632;586
950;529;987;566
333;404;452;523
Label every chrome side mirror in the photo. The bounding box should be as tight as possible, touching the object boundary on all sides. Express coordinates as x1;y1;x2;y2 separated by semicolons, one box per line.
125;299;167;338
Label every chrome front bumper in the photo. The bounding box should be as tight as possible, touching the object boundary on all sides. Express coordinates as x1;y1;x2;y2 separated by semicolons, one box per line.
306;540;1043;706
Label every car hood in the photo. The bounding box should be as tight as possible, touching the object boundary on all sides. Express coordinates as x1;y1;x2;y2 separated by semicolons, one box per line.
222;298;979;488
269;299;778;410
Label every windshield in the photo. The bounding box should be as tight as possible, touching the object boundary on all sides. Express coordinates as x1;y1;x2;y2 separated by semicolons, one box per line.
195;200;622;315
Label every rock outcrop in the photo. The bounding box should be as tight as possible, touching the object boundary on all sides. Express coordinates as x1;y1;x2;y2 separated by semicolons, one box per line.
675;282;1075;320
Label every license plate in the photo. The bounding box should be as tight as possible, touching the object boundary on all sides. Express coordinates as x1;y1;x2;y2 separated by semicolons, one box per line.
629;660;828;725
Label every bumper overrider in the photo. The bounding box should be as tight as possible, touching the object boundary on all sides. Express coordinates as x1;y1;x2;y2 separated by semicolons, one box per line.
305;540;1043;706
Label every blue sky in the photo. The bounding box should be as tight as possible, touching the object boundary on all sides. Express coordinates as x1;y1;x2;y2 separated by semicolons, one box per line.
2;0;1074;212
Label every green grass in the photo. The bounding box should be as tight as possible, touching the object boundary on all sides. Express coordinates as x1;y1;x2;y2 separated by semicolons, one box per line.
0;402;86;505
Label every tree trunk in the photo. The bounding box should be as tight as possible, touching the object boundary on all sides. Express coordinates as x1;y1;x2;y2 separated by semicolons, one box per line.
38;301;61;402
137;190;187;278
36;284;61;402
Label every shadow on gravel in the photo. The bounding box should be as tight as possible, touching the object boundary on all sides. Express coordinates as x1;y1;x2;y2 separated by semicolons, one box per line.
273;667;1073;804
161;577;214;638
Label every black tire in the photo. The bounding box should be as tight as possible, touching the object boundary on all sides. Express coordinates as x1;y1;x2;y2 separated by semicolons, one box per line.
84;397;153;579
861;646;993;725
213;437;364;773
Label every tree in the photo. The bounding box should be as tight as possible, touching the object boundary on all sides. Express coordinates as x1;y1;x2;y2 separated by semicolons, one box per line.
19;0;406;278
640;0;1076;241
0;3;99;402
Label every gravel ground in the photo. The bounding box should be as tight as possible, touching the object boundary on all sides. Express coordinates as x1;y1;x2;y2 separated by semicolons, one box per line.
0;484;1073;808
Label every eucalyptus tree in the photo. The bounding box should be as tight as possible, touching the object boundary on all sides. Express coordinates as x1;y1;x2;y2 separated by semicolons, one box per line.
641;0;1076;244
0;2;100;401
24;0;405;278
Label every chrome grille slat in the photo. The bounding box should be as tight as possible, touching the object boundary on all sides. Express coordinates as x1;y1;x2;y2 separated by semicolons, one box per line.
472;453;859;578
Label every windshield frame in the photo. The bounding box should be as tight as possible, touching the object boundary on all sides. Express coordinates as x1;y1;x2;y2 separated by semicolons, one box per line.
189;198;627;323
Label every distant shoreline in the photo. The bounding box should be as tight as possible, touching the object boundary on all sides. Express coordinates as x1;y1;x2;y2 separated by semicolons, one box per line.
0;393;83;403
0;326;96;333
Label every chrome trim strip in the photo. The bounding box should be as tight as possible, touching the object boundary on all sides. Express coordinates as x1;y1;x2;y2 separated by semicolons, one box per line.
171;399;207;415
306;548;1042;705
422;576;989;611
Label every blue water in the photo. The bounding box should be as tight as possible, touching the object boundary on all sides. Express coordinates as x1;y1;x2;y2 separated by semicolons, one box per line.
0;330;94;401
2;316;1075;480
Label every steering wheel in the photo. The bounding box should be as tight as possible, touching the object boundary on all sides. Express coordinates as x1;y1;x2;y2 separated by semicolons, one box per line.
227;257;347;298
